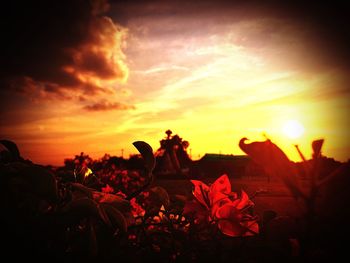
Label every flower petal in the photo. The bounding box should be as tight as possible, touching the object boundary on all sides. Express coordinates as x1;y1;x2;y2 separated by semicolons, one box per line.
190;180;210;209
215;203;240;220
236;190;252;210
209;174;231;205
218;219;245;237
210;197;231;218
217;217;259;237
241;220;259;236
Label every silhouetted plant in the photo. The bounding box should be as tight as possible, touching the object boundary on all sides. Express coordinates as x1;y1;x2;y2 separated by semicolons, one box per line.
239;137;350;260
1;136;348;262
155;130;191;175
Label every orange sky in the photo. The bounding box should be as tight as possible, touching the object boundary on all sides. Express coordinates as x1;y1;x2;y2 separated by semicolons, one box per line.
1;0;349;165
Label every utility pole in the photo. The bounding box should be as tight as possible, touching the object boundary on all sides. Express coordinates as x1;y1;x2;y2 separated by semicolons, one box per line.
121;148;124;159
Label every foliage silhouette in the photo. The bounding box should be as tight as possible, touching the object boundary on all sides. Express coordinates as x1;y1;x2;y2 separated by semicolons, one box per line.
0;137;349;262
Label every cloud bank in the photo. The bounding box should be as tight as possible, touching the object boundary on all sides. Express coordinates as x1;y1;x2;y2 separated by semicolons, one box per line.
1;0;129;109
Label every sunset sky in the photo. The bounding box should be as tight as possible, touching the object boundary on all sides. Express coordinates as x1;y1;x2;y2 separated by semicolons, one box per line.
1;0;349;165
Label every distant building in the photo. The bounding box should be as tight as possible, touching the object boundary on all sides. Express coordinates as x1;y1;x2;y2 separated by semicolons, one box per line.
152;130;268;179
190;153;267;178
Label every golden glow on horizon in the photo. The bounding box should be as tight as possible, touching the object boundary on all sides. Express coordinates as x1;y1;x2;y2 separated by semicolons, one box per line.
3;15;349;166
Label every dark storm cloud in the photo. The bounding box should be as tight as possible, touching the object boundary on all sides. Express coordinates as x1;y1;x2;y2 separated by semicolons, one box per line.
1;0;128;100
83;100;135;111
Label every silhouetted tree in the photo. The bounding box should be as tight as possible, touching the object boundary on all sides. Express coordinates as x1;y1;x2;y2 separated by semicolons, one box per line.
155;130;192;175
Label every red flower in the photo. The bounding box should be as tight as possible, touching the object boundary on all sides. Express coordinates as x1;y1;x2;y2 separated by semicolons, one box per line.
188;174;259;237
101;184;114;194
130;198;145;217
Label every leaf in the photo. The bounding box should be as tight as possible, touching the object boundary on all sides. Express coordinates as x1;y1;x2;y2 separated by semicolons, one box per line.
70;183;94;199
170;194;188;208
241;220;259;236
88;219;98;257
74;165;90;183
0;140;21;161
97;204;112;227
183;199;210;225
317;163;349;187
239;138;305;200
62;197;101;218
84;167;93;177
14;164;58;201
289;238;300;256
93;192;131;213
239;138;291;171
312;139;324;159
262;210;277;228
100;203;128;233
132;141;155;173
149;186;170;208
265;215;297;241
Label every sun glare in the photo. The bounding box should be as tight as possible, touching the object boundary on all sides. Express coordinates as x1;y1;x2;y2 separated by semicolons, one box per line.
282;120;304;139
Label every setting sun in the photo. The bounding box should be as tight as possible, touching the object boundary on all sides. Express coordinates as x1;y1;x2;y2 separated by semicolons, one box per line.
282;120;305;139
1;2;349;261
1;0;349;165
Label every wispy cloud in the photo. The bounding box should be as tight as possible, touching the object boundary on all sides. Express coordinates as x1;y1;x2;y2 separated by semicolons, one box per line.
83;100;135;111
136;65;190;75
